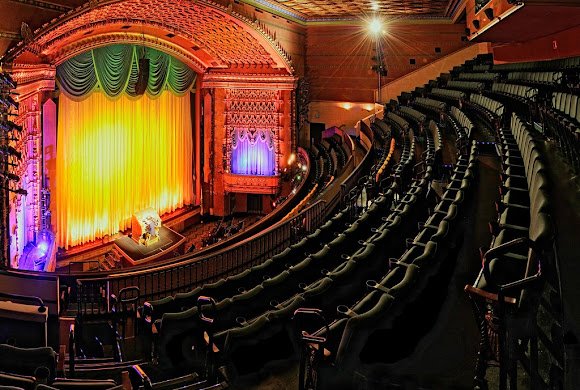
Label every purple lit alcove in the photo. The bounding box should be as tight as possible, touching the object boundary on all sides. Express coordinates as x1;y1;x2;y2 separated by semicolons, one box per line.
231;131;276;176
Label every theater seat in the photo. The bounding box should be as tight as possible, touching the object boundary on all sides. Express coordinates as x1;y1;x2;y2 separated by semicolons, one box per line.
0;345;57;382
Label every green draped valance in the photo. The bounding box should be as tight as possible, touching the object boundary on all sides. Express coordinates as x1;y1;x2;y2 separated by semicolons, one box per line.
56;45;196;99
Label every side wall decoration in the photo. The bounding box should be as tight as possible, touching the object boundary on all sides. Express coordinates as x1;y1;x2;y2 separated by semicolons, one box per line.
225;89;282;177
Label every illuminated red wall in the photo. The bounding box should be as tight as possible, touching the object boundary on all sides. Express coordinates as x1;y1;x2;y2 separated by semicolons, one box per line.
492;24;580;63
306;23;468;102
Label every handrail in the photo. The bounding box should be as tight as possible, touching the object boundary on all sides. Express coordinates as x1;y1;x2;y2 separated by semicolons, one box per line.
75;199;329;311
340;121;375;205
55;147;312;279
74;136;373;311
104;200;326;280
0;291;46;311
4;133;372;314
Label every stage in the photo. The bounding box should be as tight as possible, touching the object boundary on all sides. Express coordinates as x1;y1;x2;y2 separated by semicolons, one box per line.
114;226;186;266
54;207;200;272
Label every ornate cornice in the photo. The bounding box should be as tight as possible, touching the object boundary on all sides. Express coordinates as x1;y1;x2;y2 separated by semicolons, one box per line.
13;68;56;102
11;63;56;84
203;72;298;90
223;173;280;194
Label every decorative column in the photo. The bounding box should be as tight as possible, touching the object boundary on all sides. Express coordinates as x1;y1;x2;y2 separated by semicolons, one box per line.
201;72;298;214
9;64;55;268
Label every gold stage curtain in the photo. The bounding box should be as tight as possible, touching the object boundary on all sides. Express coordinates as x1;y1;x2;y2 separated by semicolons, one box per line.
56;91;193;249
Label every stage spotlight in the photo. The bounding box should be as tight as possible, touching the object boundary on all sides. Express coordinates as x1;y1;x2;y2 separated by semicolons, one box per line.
0;171;20;182
0;95;19;110
0;145;21;160
0;73;16;89
0;120;23;133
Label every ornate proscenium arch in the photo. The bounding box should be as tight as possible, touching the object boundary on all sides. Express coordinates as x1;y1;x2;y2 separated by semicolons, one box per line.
2;0;299;270
3;0;294;74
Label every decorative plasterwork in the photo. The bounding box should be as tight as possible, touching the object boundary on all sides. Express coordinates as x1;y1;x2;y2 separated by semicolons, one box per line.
243;0;451;20
223;173;280;194
10;64;56;100
224;88;283;179
49;32;210;73
3;0;294;74
202;72;298;90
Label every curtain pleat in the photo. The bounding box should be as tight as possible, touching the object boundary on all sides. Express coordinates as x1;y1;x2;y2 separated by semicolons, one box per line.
57;45;196;99
231;129;275;176
93;45;134;97
146;48;169;97
56;50;98;98
56;91;194;249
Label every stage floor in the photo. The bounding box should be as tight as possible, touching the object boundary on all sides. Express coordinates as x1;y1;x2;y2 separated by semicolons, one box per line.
114;226;185;265
55;207;200;271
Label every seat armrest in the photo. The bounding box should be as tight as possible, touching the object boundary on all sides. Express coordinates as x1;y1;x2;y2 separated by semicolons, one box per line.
482;237;530;288
464;285;517;304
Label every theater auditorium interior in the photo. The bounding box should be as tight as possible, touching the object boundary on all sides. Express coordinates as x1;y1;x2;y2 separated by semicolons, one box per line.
0;0;579;389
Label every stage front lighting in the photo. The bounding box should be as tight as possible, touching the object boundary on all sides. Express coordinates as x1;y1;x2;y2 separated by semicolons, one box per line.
12;188;27;196
0;145;21;160
0;72;16;89
0;171;20;182
0;120;23;133
0;95;19;110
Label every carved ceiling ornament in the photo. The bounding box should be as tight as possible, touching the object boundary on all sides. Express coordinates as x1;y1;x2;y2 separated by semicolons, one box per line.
5;0;294;74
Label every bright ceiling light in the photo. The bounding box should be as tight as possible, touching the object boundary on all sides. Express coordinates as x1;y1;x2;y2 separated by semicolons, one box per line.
368;18;383;36
371;2;380;11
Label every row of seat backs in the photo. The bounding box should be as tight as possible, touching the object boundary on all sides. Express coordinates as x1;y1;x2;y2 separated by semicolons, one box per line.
205;191;399;359
510;113;552;244
375;138;396;182
428;120;442;154
414;97;446;112
551;92;580;124
186;209;350;306
396;129;416;171
430;88;465;100
397;106;426;124
373;119;391;139
212;178;423;373
492;82;538;100
0;345;57;382
332;141;478;369
385;112;409;133
507;71;563;84
458;72;499;81
470;93;505;117
311;160;439;349
472;64;491;72
450;106;474;139
152;206;355;332
446;80;484;92
493;56;580;72
0;373;119;390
